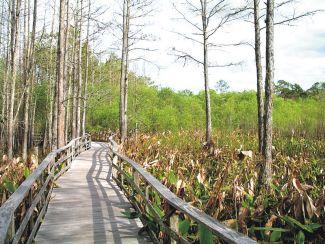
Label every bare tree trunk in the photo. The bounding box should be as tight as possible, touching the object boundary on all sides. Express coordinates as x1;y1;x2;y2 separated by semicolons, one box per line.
76;0;83;137
22;0;30;161
23;0;37;162
201;0;212;145
123;0;130;140
30;95;36;148
48;0;56;150
65;74;71;141
52;73;58;148
67;42;75;141
71;0;78;139
64;0;70;142
119;0;130;142
8;0;21;160
0;1;10;146
82;0;90;135
56;0;66;148
263;0;275;186
254;0;264;154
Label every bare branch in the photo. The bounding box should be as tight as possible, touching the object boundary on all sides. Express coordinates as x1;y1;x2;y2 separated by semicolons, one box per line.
260;10;322;30
171;48;203;66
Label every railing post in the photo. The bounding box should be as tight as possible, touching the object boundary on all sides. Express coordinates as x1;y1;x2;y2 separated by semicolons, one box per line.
28;190;34;233
170;213;179;244
120;160;124;186
133;171;141;203
68;146;72;166
77;139;80;155
72;141;75;160
162;203;178;244
112;153;118;179
145;185;150;214
86;135;90;150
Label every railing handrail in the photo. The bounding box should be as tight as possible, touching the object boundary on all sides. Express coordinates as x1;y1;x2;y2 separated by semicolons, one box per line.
108;136;256;244
0;134;91;244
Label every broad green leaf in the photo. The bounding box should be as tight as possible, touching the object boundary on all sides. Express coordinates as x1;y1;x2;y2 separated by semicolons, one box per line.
145;217;159;233
152;204;164;218
306;223;321;231
246;194;254;205
153;191;161;205
168;170;177;185
178;219;190;236
280;215;313;233
24;168;31;178
270;230;282;243
199;223;213;244
250;227;289;232
296;231;305;244
121;210;140;219
4;180;17;193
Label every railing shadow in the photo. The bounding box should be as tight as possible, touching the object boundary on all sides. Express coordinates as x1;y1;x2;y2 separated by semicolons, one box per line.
87;142;151;243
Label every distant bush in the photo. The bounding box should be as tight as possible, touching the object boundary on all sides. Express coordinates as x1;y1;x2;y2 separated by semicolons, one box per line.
87;79;324;138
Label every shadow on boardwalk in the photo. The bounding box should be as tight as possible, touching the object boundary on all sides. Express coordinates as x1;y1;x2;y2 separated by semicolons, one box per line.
35;142;151;244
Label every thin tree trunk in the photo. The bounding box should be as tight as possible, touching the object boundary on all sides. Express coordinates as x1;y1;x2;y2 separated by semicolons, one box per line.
8;0;21;160
123;0;130;140
23;0;37;162
22;0;30;161
76;0;83;137
30;96;36;148
119;0;130;142
56;0;66;148
64;0;70;142
201;0;212;145
48;0;56;150
82;0;90;135
52;72;58;149
263;0;275;186
1;1;11;148
254;0;264;154
0;1;10;145
71;0;78;139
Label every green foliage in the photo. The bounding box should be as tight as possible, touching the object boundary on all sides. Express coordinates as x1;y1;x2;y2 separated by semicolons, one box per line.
23;168;31;179
279;215;321;234
3;180;17;194
296;231;305;244
121;210;140;219
86;59;324;136
178;219;191;236
87;77;324;138
168;170;178;185
275;80;307;98
198;223;213;244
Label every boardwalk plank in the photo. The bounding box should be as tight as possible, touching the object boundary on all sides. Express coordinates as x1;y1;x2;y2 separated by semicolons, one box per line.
35;142;151;244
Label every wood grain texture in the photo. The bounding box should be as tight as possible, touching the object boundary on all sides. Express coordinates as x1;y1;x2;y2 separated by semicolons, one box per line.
35;142;151;244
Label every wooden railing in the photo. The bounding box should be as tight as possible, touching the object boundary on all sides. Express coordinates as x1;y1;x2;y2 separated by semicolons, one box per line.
0;134;91;244
108;136;256;244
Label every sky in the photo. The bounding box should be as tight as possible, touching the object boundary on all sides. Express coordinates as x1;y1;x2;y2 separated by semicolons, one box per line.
96;0;325;93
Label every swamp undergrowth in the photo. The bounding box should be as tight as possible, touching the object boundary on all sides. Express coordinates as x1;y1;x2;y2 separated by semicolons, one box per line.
122;130;324;242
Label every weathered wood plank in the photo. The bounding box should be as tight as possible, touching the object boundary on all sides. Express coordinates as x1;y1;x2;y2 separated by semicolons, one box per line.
34;142;151;244
0;134;91;244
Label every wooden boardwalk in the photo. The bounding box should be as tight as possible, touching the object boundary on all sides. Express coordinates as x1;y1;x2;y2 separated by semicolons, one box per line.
35;142;151;244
